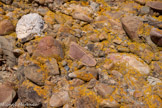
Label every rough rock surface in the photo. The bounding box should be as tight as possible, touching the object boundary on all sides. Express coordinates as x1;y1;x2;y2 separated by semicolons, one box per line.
0;19;15;36
69;42;96;66
33;36;64;59
121;16;143;42
0;84;16;106
150;28;162;47
16;13;44;39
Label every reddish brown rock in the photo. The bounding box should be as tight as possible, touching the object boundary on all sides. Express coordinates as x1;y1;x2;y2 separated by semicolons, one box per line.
150;28;162;47
33;36;64;59
69;42;96;66
146;1;162;11
0;19;15;36
121;16;142;42
0;84;16;106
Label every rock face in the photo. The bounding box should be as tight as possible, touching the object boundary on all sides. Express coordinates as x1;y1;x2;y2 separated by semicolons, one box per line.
49;91;70;107
0;19;15;36
18;86;42;107
107;53;150;75
150;28;162;47
146;1;162;11
33;36;64;59
0;37;16;67
16;13;44;39
24;64;44;86
121;16;142;42
69;42;96;66
0;84;16;106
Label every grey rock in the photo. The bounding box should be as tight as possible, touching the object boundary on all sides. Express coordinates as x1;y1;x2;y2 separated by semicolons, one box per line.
24;64;44;86
0;0;13;5
0;37;17;67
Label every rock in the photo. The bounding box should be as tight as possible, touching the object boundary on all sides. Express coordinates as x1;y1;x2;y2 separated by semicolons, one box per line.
16;13;44;39
18;86;42;106
150;61;162;77
150;28;162;47
107;53;150;75
94;83;115;98
69;79;85;87
147;76;162;86
0;0;13;5
75;96;97;108
100;99;120;108
45;58;60;75
13;48;24;57
90;1;100;12
0;37;17;67
33;36;64;59
121;16;143;42
139;6;150;15
134;0;146;5
0;84;16;106
87;78;97;89
68;68;98;81
69;42;96;66
0;19;15;36
72;12;93;23
24;64;44;86
146;1;162;11
49;91;70;107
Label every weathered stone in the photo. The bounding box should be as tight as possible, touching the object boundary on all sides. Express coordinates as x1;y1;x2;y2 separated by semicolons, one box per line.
16;13;44;39
147;76;162;86
69;79;85;87
0;84;16;106
134;0;146;5
121;16;143;42
139;6;150;15
75;96;97;108
100;99;120;108
45;58;60;75
24;64;44;86
69;42;96;66
33;36;64;59
0;0;13;5
107;53;150;75
146;1;162;11
68;68;98;81
94;83;115;98
0;19;15;36
72;12;93;23
0;37;17;67
49;91;70;107
18;86;42;107
150;28;162;47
